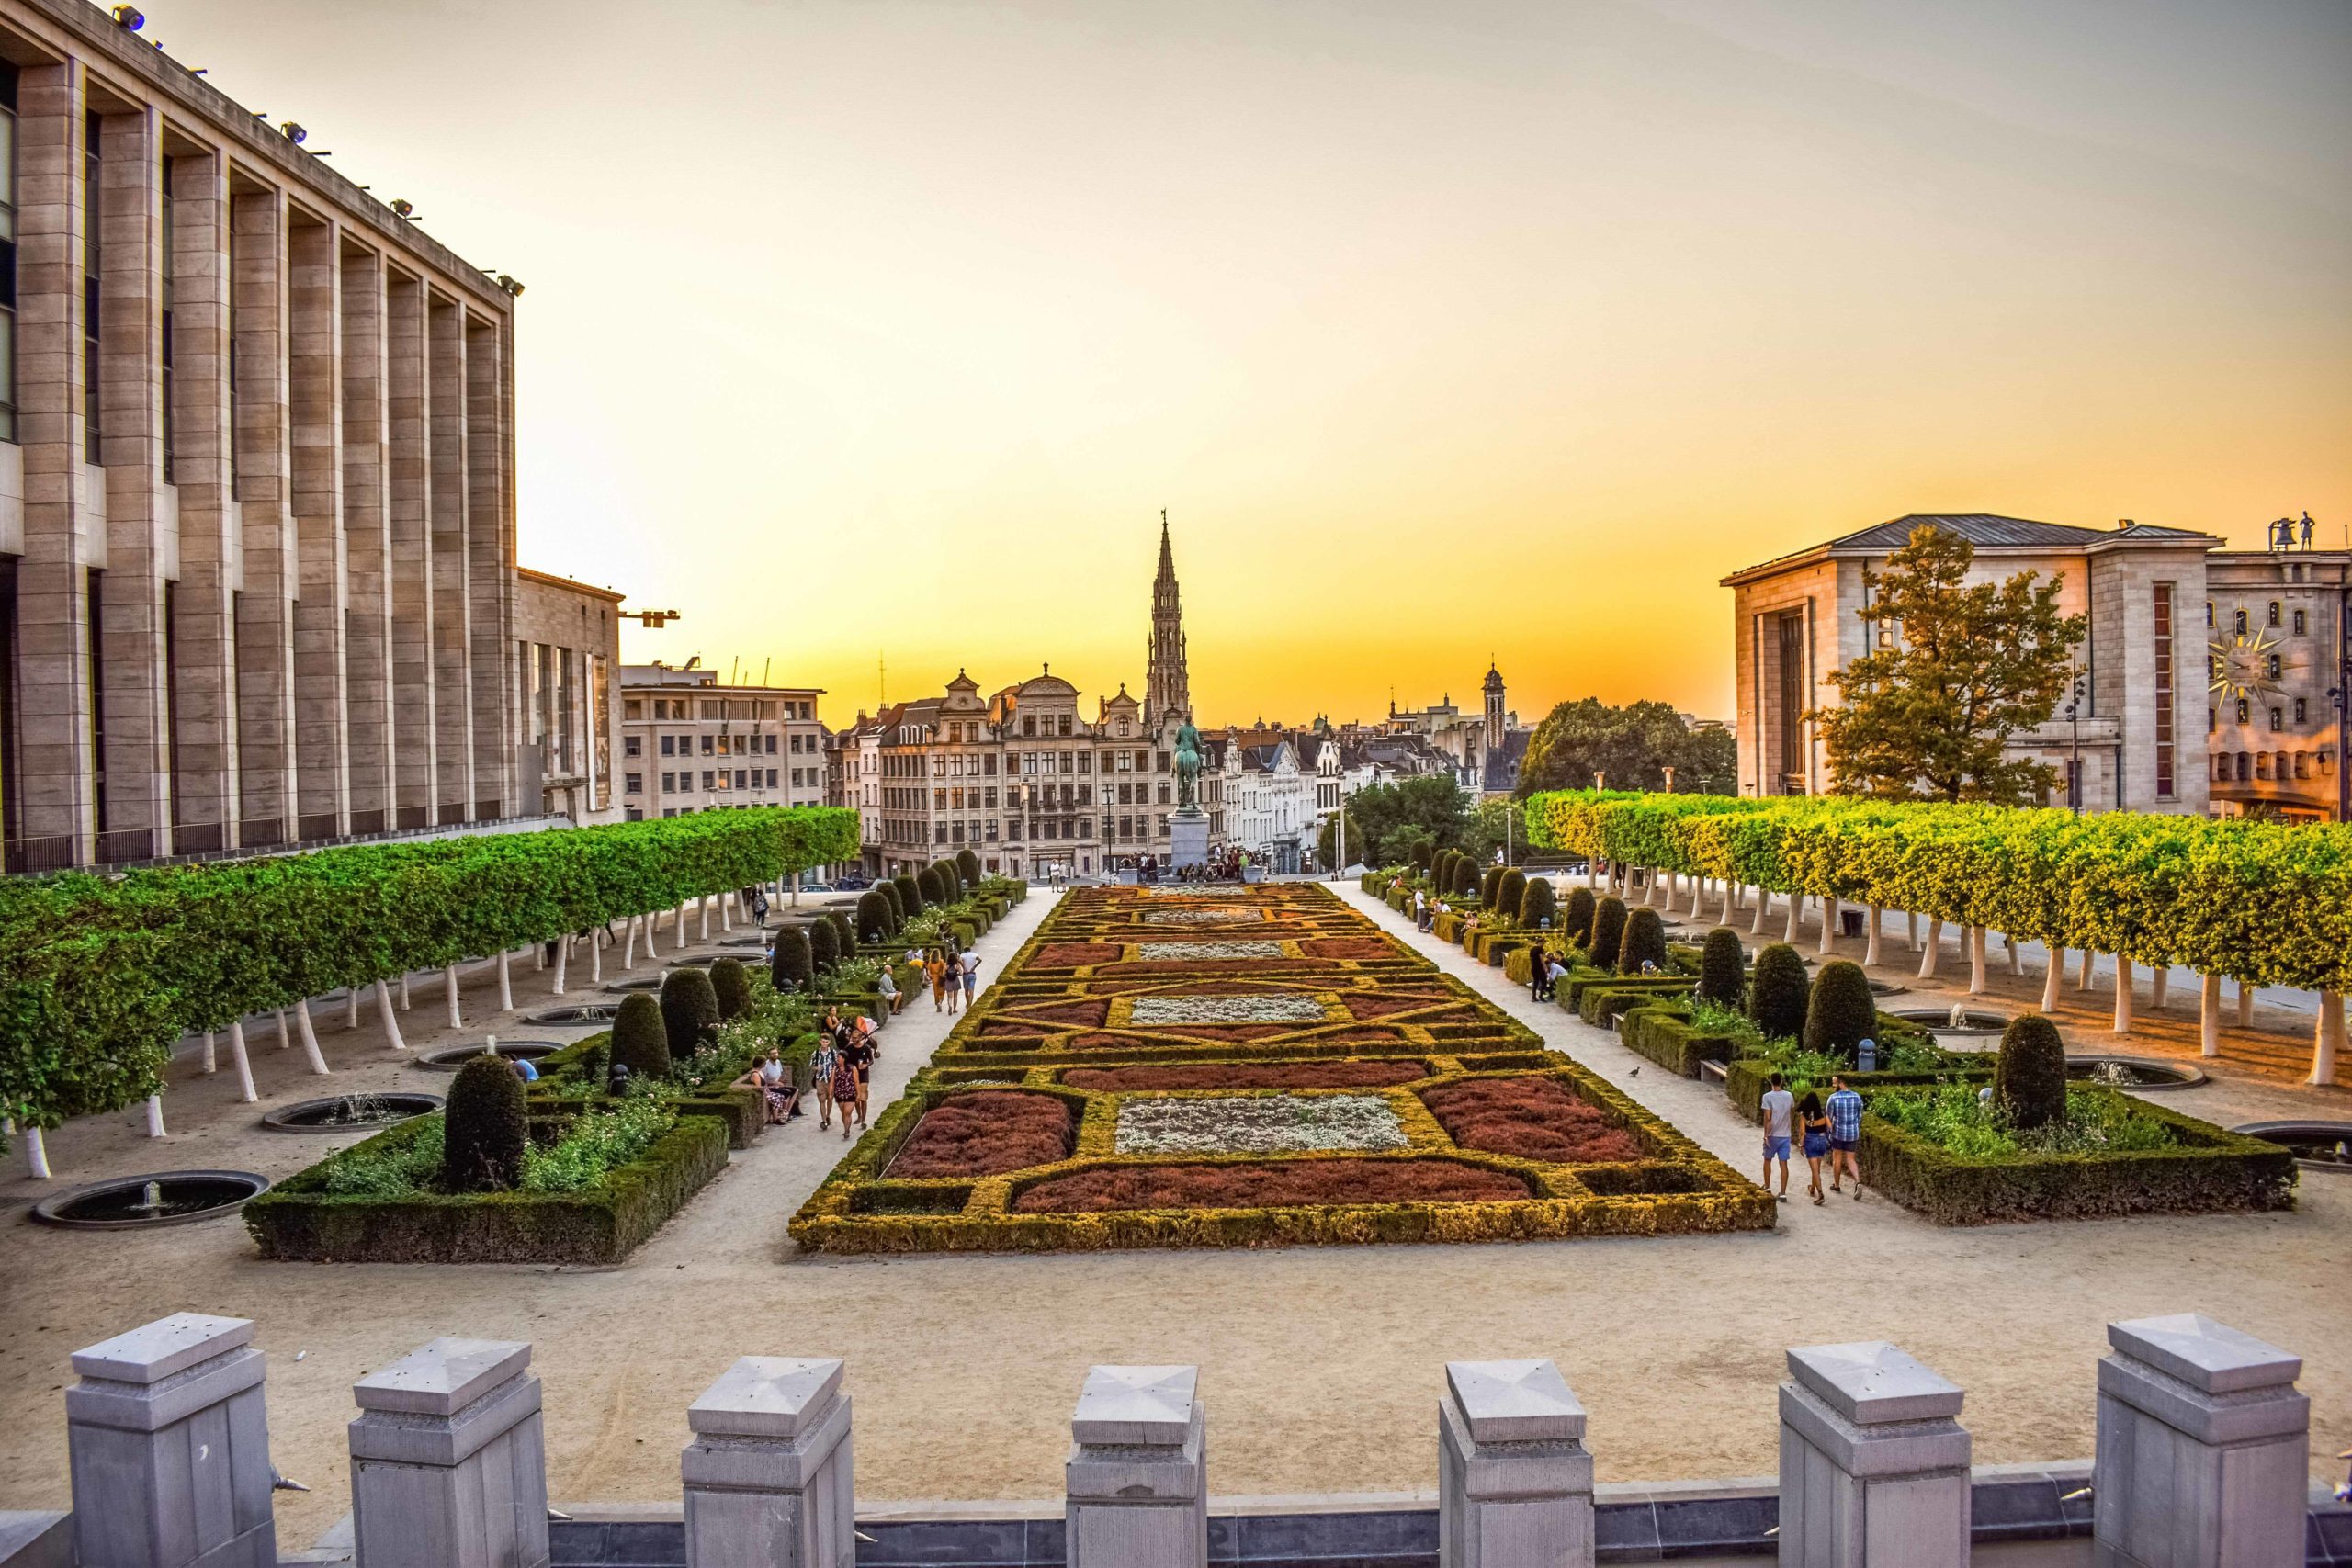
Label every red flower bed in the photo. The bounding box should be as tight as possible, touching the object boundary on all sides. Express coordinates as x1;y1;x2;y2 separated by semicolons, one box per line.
1419;1077;1645;1164
1012;1000;1110;1026
1036;942;1123;966
1298;938;1395;960
1061;1060;1432;1091
1012;1158;1528;1213
888;1092;1075;1179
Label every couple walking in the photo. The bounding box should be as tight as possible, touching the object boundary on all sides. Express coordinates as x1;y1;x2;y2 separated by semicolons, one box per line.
1759;1073;1864;1205
927;947;983;1013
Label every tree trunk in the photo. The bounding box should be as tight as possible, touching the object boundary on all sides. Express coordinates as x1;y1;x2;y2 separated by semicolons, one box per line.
23;1125;50;1179
445;964;462;1030
2199;973;2221;1058
720;892;733;932
400;971;413;1010
2310;992;2344;1088
1863;905;1882;966
2041;950;2065;1013
1906;910;1920;952
590;930;604;987
296;998;331;1075
677;901;691;952
144;1094;166;1138
553;939;569;998
345;987;360;1029
2235;980;2255;1029
2075;947;2096;990
273;1008;289;1050
201;1032;217;1074
2111;959;2133;1034
2150;966;2169;1010
377;980;406;1051
227;1020;257;1103
622;913;639;970
1967;927;1986;994
1752;887;1771;935
497;950;514;1012
1916;919;1942;980
1816;897;1839;957
1784;894;1802;944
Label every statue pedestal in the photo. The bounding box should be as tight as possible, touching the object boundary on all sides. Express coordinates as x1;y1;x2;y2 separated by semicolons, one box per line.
1170;812;1209;873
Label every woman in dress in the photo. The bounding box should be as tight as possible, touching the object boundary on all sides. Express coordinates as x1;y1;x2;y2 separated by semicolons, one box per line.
829;1044;862;1140
1796;1089;1832;1205
927;949;950;1011
731;1055;792;1126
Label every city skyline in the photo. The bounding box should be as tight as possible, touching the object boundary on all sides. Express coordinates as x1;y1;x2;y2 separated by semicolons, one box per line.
171;0;2352;725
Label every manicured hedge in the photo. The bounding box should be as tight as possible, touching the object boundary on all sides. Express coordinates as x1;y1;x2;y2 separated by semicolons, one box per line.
0;807;859;1140
1621;1005;1741;1077
1857;1091;2297;1224
244;1112;730;1264
1579;981;1694;1030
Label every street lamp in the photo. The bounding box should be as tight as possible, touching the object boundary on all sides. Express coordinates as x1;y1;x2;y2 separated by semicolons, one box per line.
2064;673;2086;814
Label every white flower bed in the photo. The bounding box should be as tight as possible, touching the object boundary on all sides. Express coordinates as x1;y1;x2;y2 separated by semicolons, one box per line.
1114;1094;1408;1155
1138;906;1256;925
1132;942;1284;961
1130;994;1326;1024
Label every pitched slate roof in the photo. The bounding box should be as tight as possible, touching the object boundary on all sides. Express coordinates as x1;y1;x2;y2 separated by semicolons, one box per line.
1829;513;2213;551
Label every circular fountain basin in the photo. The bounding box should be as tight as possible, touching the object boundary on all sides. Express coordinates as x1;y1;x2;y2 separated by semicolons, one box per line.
1889;1007;2008;1039
527;1003;622;1027
2230;1121;2352;1174
413;1040;566;1072
33;1170;269;1229
665;957;718;970
262;1092;443;1134
1868;981;1909;998
720;935;772;948
2065;1055;2206;1090
607;976;667;992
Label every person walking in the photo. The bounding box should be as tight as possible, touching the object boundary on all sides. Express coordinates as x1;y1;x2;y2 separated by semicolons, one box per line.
1826;1074;1865;1200
927;949;950;1011
1759;1072;1795;1203
1528;942;1549;1002
828;1044;860;1140
1796;1089;1831;1204
1414;888;1429;931
959;948;983;1008
808;1032;841;1131
843;1014;879;1129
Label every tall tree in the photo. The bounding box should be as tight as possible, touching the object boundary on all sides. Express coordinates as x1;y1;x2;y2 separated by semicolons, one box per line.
1809;525;2086;805
1340;774;1475;864
1516;698;1721;795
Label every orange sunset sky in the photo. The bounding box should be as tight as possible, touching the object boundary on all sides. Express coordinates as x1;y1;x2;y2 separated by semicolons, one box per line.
175;0;2350;727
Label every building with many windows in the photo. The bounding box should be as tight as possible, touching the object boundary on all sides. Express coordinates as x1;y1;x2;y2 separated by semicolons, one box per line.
2204;543;2350;822
0;1;620;868
618;661;824;821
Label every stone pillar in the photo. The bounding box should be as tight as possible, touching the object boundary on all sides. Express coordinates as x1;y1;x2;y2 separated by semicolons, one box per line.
384;271;435;829
229;184;295;851
1065;1365;1205;1568
2093;1314;2307;1568
347;1337;548;1568
1439;1359;1593;1568
340;247;395;836
287;212;347;842
65;1312;276;1568
463;315;511;818
682;1357;854;1568
1776;1341;1968;1568
426;295;472;824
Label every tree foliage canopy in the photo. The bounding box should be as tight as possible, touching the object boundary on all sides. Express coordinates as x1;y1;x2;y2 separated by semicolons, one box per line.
1518;698;1735;797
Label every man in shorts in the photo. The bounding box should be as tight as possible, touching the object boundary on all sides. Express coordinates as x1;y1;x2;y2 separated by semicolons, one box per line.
1826;1074;1864;1200
1759;1072;1795;1203
959;948;983;1005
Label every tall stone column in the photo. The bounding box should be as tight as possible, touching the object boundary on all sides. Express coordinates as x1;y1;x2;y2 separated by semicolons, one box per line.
65;1312;277;1568
96;106;171;864
347;1337;548;1568
384;269;435;827
1439;1359;1594;1567
229;184;294;849
681;1356;855;1568
288;211;347;841
164;148;239;856
2093;1314;2307;1568
1776;1341;1969;1568
426;294;471;822
12;60;96;870
463;313;510;818
338;247;394;836
1064;1365;1205;1568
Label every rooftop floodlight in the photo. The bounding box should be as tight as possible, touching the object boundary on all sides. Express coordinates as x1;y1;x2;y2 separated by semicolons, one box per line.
496;275;525;297
390;198;417;220
279;120;306;144
111;5;144;29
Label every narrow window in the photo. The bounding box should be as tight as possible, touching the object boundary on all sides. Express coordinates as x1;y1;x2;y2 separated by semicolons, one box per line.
2293;608;2307;635
2295;698;2308;725
0;63;18;441
2269;706;2283;732
159;156;174;481
2233;608;2247;636
2267;602;2281;626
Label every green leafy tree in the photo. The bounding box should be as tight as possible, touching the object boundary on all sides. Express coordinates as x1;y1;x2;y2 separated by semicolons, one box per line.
876;878;906;929
856;889;893;943
1810;524;2087;805
956;848;984;888
894;873;925;914
1518;698;1726;796
808;917;841;972
443;1054;526;1192
1340;775;1476;865
1317;813;1370;870
1496;869;1527;924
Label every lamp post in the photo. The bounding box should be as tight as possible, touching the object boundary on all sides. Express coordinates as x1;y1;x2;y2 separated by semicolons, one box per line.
2065;673;2086;814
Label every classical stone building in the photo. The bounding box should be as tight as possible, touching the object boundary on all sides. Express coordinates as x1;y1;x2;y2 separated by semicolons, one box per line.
0;1;612;869
1724;513;2222;815
1382;663;1527;795
2203;541;2350;822
513;569;622;826
618;661;825;822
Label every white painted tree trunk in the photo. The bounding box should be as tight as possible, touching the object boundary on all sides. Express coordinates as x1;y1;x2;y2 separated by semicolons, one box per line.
2006;934;2022;976
676;902;691;952
295;999;331;1076
1784;894;1802;944
1752;888;1771;935
533;941;545;971
227;1020;257;1103
622;914;639;969
2236;980;2256;1028
552;940;569;998
2150;967;2169;1010
376;980;406;1051
1586;857;1598;889
2309;992;2343;1087
1905;910;1920;952
2199;973;2221;1058
444;965;462;1030
274;1008;290;1050
590;930;603;986
2075;947;2096;989
497;950;514;1012
1863;905;1883;966
399;972;412;1010
345;988;360;1029
1967;927;1987;995
720;894;733;932
23;1125;50;1179
1721;883;1737;924
201;1032;217;1074
144;1094;166;1138
699;896;712;941
2041;951;2065;1012
2112;959;2133;1034
1917;919;1942;980
1816;897;1839;956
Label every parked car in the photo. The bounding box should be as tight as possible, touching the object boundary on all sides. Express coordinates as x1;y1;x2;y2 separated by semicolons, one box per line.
797;883;836;896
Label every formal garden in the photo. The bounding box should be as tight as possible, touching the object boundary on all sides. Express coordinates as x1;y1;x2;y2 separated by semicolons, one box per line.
1367;829;2302;1226
789;882;1773;1252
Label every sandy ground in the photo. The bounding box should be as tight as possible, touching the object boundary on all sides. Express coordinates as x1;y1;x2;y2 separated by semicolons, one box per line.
2;882;2346;1549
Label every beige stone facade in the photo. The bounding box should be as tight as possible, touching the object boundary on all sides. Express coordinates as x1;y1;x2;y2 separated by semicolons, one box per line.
1724;513;2219;815
2202;547;2350;822
0;0;579;868
513;568;622;826
619;662;826;824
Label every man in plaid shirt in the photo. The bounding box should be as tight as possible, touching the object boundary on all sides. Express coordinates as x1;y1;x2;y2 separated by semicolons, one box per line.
1826;1074;1864;1200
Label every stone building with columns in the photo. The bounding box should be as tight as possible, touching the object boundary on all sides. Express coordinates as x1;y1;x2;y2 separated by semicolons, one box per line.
0;0;598;870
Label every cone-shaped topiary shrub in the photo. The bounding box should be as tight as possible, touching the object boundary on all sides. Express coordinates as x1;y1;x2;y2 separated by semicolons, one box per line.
1804;960;1877;1061
442;1053;527;1192
1520;877;1557;930
1497;869;1527;924
827;910;855;958
1747;943;1810;1041
1617;908;1668;974
610;992;672;1081
933;860;963;899
1454;856;1479;898
1589;897;1629;969
1562;886;1596;946
1698;927;1746;1004
956;848;983;888
917;866;949;908
808;917;840;973
770;926;812;993
877;878;906;930
894;872;925;913
709;957;752;1021
661;966;721;1059
1995;1014;2068;1130
1479;865;1505;908
1412;840;1434;874
857;889;892;944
